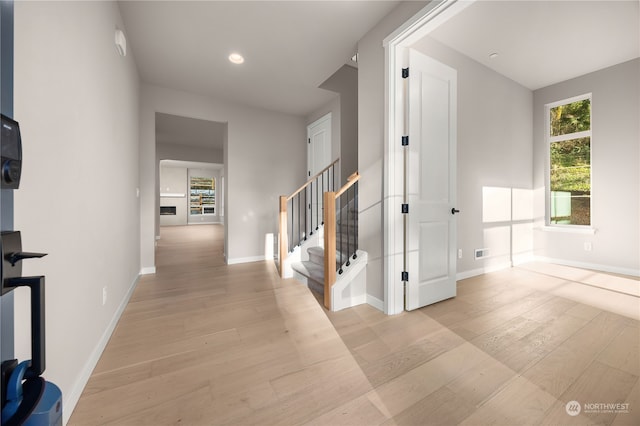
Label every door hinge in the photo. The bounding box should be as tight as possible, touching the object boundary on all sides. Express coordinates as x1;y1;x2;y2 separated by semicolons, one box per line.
402;68;409;79
401;271;409;281
308;138;311;144
401;203;409;214
308;171;311;177
401;135;409;146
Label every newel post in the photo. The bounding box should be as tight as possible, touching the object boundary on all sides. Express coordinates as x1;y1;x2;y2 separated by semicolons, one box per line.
323;191;336;310
278;195;288;278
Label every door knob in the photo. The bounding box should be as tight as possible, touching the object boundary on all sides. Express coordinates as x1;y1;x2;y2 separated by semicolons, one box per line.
451;208;460;215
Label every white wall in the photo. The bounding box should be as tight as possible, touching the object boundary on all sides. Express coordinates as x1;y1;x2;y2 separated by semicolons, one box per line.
157;141;223;164
140;84;306;268
318;64;359;184
159;166;188;226
533;59;640;275
357;0;430;305
411;36;534;276
13;1;140;421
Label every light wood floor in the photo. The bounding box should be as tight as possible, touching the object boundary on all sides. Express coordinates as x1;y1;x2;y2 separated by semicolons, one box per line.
69;225;639;425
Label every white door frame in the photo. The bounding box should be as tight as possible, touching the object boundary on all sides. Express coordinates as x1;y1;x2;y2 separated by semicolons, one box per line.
382;0;475;315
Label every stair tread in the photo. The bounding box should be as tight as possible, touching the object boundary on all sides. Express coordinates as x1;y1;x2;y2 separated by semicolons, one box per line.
291;260;324;282
306;246;355;265
307;246;324;256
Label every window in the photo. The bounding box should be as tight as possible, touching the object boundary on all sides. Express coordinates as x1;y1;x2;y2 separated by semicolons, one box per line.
189;176;215;215
546;95;591;226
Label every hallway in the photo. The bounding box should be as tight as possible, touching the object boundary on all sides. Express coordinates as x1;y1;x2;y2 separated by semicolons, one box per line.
69;225;371;424
69;225;639;425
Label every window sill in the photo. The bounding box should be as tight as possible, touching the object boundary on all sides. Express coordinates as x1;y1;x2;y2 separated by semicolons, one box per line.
537;225;596;235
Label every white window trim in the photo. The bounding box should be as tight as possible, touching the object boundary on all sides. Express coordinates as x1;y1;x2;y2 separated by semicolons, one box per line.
545;93;593;229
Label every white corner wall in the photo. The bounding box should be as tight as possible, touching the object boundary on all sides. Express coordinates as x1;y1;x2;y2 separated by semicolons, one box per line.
533;59;640;276
140;84;306;268
319;64;359;184
13;1;141;421
356;0;432;305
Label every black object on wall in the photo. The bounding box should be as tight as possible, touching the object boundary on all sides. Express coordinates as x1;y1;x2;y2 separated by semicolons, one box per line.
0;114;22;189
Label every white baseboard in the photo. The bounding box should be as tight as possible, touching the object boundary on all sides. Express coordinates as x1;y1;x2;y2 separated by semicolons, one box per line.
367;294;384;311
456;261;512;281
64;274;140;424
534;256;640;278
226;255;268;265
140;266;156;275
513;252;535;266
456;257;640;280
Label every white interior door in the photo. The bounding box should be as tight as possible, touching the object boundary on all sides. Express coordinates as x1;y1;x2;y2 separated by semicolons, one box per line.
307;113;332;229
406;49;458;311
307;113;332;178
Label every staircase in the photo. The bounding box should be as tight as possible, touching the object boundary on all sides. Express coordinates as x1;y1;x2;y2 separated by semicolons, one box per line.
278;164;367;311
292;246;328;295
291;245;368;312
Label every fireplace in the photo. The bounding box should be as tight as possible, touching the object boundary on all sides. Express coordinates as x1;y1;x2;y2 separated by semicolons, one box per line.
160;206;176;215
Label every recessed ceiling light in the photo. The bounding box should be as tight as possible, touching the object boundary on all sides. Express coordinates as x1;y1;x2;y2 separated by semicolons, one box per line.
229;53;245;65
489;52;499;59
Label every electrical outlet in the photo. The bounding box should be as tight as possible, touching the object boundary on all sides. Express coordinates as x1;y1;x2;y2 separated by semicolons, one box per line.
458;249;463;259
584;242;592;252
102;287;107;306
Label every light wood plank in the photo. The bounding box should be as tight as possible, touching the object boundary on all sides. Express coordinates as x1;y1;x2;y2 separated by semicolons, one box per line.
69;227;640;425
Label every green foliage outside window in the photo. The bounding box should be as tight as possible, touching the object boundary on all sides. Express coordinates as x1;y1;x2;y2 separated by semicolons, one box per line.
549;98;591;225
550;99;591;136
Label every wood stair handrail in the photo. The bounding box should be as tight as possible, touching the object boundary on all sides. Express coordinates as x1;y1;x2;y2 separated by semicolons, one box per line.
334;172;360;198
286;158;340;201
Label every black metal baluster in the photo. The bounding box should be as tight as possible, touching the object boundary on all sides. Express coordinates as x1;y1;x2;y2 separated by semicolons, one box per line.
289;198;293;251
354;181;358;259
332;164;335;191
296;193;300;247
315;176;319;230
309;181;314;235
321;171;325;225
304;186;308;241
338;194;343;275
346;188;351;267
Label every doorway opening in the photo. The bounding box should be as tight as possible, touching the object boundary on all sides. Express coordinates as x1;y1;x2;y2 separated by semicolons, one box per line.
155;112;227;254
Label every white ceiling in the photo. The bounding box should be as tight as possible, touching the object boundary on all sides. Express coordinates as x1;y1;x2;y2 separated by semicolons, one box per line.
130;1;638;153
119;0;400;117
427;0;640;90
